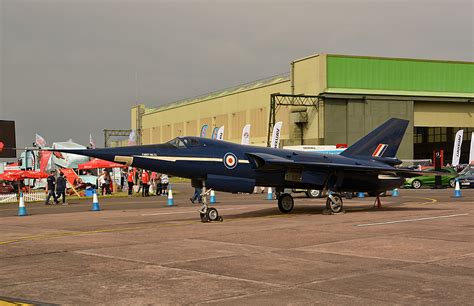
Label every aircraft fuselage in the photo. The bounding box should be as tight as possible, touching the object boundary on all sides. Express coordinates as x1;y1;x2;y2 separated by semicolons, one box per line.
79;137;404;194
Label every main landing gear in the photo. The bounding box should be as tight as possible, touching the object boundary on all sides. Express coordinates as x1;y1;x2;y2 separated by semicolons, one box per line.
276;192;344;214
199;186;223;223
277;193;294;213
325;193;344;214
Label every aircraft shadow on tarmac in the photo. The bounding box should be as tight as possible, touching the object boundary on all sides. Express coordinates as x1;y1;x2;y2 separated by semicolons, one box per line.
220;203;449;220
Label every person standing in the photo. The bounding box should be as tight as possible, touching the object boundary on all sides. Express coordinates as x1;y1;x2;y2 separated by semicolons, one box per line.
98;170;111;196
127;169;134;196
156;173;162;195
45;170;58;205
56;172;67;205
160;174;169;196
150;172;157;195
136;170;142;194
120;169;126;191
141;170;150;197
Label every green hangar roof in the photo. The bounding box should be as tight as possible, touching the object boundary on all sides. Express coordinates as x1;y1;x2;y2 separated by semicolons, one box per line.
326;55;474;97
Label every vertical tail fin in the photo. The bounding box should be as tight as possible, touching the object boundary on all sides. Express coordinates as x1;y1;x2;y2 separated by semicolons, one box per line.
340;118;409;158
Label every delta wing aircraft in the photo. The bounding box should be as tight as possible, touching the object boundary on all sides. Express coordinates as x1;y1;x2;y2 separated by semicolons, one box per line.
45;118;421;221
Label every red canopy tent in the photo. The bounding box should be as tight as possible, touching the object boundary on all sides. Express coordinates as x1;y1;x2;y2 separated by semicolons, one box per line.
78;158;126;170
0;170;49;194
0;170;49;181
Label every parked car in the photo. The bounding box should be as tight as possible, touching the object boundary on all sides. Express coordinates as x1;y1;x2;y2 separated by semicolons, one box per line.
458;165;474;188
292;189;324;198
404;167;457;189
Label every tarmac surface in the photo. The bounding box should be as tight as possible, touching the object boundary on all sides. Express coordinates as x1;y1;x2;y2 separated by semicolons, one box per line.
0;184;473;305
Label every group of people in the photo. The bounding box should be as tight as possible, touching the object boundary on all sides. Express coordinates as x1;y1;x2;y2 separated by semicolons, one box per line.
45;170;68;205
126;169;169;197
43;167;172;204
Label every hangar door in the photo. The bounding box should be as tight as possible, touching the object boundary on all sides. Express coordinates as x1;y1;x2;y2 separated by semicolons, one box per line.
414;102;473;127
413;101;474;162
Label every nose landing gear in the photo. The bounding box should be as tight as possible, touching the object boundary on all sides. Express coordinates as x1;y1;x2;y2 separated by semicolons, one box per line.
199;186;223;222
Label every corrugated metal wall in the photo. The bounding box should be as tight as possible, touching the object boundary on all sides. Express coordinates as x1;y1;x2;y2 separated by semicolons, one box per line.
327;55;474;94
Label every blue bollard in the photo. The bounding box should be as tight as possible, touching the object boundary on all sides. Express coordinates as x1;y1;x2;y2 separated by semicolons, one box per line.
266;187;273;200
210;190;216;204
91;190;101;211
18;192;28;216
454;179;462;198
357;192;365;198
392;188;399;197
167;186;174;206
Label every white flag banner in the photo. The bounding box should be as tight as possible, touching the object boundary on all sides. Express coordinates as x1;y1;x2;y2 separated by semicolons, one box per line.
452;129;463;167
270;121;283;148
89;134;96;149
469;132;474;164
216;126;225;141
35;134;47;147
128;130;137;146
241;124;251;145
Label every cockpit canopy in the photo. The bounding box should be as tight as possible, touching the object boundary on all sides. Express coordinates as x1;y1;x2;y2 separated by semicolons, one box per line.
166;137;200;148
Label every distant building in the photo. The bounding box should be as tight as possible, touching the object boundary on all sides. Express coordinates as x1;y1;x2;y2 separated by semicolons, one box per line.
127;54;474;162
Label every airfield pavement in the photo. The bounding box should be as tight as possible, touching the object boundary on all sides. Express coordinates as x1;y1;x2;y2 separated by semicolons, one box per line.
0;184;473;305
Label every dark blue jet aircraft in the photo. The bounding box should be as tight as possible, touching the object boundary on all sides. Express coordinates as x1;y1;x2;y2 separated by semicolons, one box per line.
50;118;419;222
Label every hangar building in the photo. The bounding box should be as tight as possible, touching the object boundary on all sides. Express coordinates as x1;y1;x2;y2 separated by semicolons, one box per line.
129;54;474;162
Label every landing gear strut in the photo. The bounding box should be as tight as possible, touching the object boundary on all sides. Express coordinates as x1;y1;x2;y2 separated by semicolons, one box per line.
199;185;223;223
325;193;344;213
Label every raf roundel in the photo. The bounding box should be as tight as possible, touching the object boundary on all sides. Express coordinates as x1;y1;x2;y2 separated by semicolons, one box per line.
223;152;238;169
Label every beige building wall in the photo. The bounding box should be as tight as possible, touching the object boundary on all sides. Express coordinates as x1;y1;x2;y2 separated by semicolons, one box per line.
151;127;161;143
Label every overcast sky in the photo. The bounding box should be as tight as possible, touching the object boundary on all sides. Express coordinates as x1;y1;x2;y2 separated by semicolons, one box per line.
1;0;473;153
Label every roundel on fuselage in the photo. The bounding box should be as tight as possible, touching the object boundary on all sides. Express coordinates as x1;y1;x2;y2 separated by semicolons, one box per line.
223;152;238;169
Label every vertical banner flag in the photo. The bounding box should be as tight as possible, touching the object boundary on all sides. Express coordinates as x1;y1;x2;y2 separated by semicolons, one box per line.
452;129;463;167
216;126;225;141
128;130;137;146
469;132;474;164
241;124;251;145
35;134;47;147
211;127;219;139
270;121;283;148
89;134;96;149
200;124;208;138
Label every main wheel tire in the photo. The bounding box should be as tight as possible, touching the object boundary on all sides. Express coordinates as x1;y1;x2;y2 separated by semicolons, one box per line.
305;189;321;198
326;194;343;213
278;193;294;213
411;180;422;189
206;207;219;222
449;178;455;188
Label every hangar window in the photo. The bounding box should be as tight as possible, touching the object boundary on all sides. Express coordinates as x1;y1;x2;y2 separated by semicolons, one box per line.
414;127;424;144
427;127;447;143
